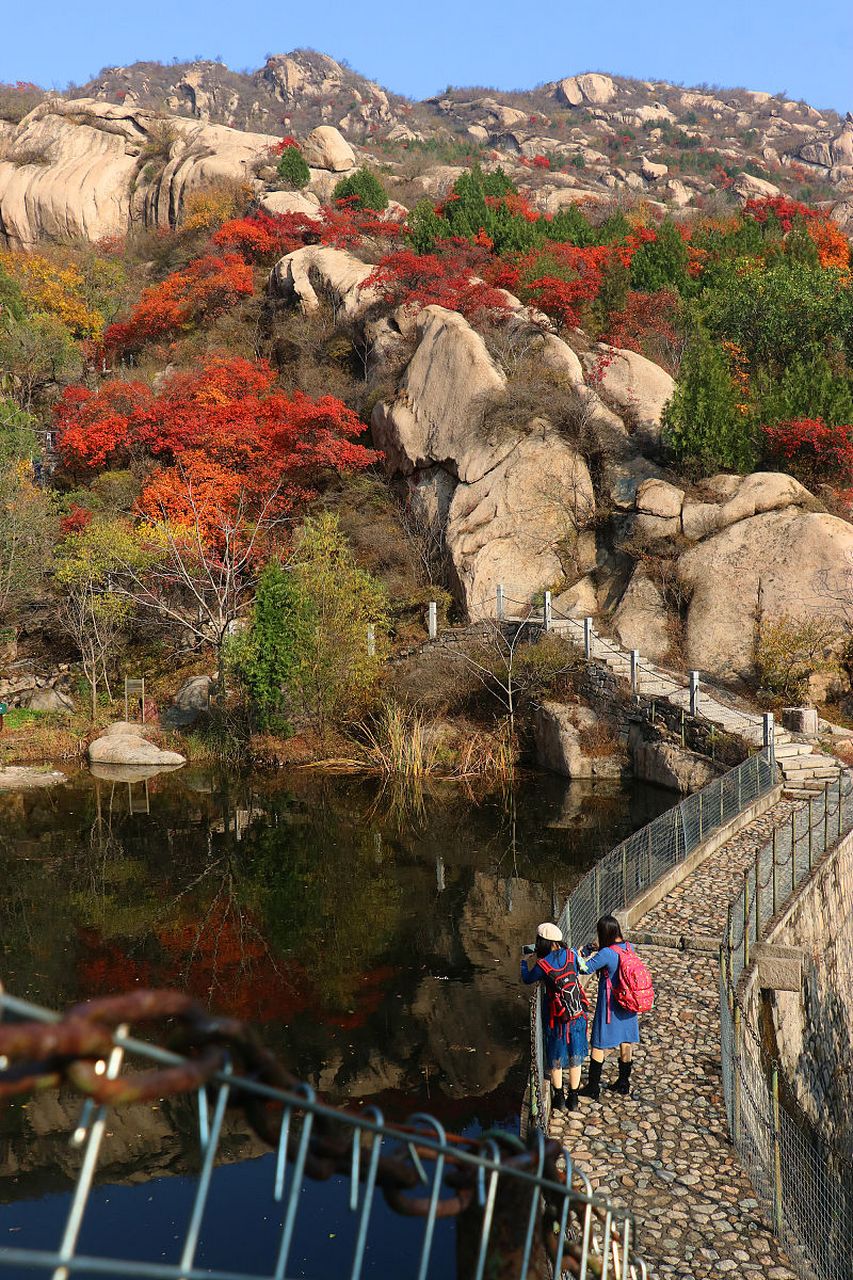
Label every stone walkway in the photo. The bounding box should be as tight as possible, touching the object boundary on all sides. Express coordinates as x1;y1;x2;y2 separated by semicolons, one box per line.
549;799;800;1279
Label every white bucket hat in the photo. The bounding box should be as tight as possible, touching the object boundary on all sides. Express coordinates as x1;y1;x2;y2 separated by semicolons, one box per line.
537;922;563;943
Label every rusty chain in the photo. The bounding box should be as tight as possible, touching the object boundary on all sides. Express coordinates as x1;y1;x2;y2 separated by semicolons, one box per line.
0;986;623;1273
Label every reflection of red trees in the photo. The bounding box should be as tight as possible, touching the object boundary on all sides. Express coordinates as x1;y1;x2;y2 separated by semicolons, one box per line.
75;913;397;1029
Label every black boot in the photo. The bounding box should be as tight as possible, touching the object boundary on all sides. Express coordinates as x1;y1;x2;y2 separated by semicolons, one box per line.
566;1087;580;1112
579;1059;602;1101
606;1060;633;1096
551;1086;566;1111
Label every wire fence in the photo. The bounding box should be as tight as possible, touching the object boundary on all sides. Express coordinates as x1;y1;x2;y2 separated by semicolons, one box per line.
720;772;853;1280
529;747;778;1132
0;990;649;1280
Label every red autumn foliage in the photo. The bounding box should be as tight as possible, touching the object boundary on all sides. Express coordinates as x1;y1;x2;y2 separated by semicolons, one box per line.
59;505;93;536
532;154;551;169
743;197;851;268
743;195;817;233
275;135;299;153
362;245;512;321
55;356;377;523
212;210;319;263
600;288;683;373
103;254;254;355
494;243;613;327
763;417;853;483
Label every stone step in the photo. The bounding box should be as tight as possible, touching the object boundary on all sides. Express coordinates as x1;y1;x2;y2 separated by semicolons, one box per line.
775;744;815;759
781;757;838;775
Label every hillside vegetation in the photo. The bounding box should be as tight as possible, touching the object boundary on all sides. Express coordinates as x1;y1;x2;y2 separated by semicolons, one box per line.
0;62;852;764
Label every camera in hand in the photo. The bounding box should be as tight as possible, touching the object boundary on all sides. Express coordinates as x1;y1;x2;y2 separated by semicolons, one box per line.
521;943;537;956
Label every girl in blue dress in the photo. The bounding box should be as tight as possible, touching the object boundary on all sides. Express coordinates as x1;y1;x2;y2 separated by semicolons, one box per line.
579;914;639;1099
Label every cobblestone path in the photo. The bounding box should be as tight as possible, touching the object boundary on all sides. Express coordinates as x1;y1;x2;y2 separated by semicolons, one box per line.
549;799;799;1279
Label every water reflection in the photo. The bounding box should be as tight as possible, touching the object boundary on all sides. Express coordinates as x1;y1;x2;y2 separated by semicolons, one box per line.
0;768;671;1124
0;767;672;1275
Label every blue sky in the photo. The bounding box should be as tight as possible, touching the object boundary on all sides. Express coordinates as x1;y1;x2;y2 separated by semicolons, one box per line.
4;0;853;114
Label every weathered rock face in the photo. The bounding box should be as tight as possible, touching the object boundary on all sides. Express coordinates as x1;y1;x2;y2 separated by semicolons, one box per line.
269;245;377;317
301;125;356;172
534;702;623;778
88;722;186;769
678;509;853;679
555;74;617;106
0;99;275;248
371;306;599;616
445;420;595;616
627;727;722;793
161;675;212;729
582;344;675;442
371;306;508;482
612;568;670;662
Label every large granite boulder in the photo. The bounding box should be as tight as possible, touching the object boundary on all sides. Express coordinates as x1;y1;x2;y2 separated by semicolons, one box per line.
678;509;853;679
582;344;675;442
534;702;623;778
301;125;356;172
269;245;378;317
555;74;617;106
88;722;185;769
372;305;508;481
612;568;671;661
161;675;212;729
0;98;277;248
628;728;722;793
445;420;595;617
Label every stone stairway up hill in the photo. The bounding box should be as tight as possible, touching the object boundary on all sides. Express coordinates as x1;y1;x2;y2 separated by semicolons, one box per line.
511;608;843;799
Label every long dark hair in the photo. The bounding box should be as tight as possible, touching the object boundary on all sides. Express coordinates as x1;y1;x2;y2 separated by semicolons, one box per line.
597;914;623;949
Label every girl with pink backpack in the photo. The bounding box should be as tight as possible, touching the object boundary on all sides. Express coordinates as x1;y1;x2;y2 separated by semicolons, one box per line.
579;914;653;1100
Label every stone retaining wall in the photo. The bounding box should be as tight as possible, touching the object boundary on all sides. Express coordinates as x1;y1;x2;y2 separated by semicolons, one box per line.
742;828;853;1161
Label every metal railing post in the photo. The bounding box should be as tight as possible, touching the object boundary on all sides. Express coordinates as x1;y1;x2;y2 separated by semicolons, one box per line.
791;809;797;893
763;713;775;770
689;671;699;717
824;781;830;854
630;649;639;695
771;1067;784;1236
743;868;750;970
428;601;437;641
772;828;778;917
754;849;761;930
496;583;505;622
543;591;552;633
583;616;592;660
838;774;843;841
808;798;814;871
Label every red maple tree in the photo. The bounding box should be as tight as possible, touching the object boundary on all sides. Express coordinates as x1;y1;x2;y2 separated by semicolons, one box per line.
103;254;254;355
56;356;378;523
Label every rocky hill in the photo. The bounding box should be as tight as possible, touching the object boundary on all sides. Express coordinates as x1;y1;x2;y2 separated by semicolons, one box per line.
1;50;852;250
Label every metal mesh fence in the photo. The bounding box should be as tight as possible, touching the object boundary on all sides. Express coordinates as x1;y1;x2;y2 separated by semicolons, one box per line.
0;991;649;1280
720;773;853;1280
529;748;777;1133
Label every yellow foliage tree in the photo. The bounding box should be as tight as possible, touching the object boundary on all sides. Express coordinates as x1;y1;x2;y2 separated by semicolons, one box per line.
0;251;105;339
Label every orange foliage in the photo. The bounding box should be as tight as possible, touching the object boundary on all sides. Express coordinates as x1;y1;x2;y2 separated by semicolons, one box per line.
103;254;253;355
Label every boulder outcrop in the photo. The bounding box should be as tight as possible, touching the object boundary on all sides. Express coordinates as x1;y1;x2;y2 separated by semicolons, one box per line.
582;345;675;442
555;74;617;106
534;702;623;778
88;722;186;769
301;125;356;172
269;245;377;317
678;509;853;679
0;98;275;248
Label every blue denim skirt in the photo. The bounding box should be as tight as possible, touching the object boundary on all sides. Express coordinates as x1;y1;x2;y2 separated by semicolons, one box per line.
544;1015;589;1069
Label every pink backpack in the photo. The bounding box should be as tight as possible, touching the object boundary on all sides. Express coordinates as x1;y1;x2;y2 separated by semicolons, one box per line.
611;942;654;1014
